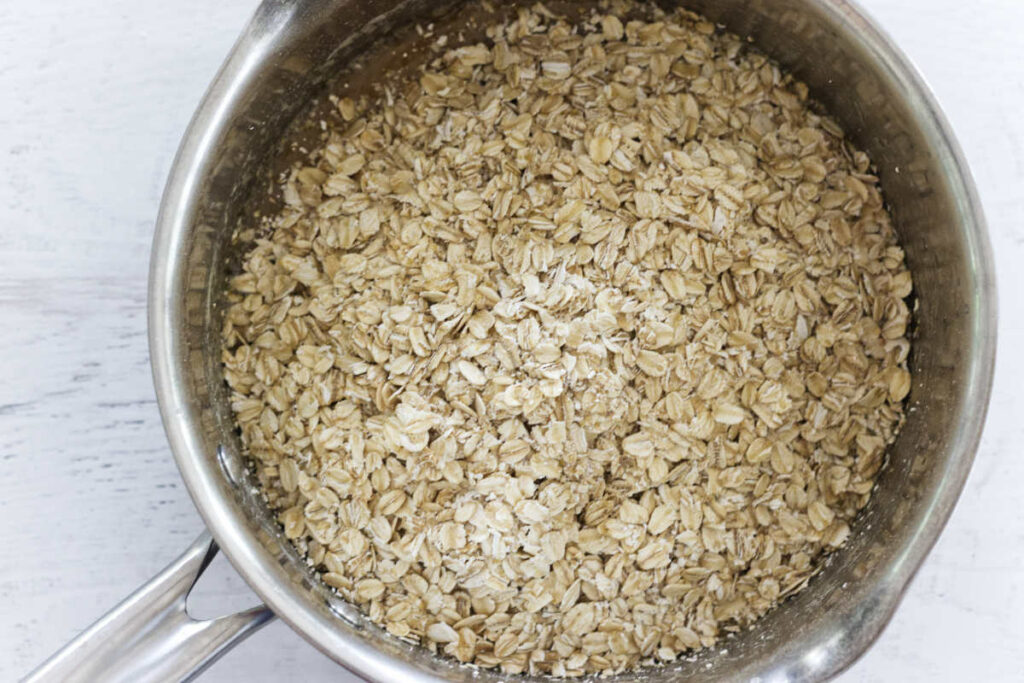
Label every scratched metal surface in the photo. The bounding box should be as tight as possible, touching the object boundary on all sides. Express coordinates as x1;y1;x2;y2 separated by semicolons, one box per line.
0;1;1022;680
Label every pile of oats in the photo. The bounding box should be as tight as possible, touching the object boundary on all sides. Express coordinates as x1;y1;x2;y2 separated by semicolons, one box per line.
222;3;913;676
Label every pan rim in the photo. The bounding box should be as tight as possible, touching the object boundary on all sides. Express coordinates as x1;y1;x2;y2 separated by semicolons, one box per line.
148;0;997;680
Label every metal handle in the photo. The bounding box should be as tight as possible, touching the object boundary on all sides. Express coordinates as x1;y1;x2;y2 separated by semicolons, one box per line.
23;531;275;683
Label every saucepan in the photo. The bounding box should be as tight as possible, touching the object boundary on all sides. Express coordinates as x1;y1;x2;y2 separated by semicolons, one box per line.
25;0;996;680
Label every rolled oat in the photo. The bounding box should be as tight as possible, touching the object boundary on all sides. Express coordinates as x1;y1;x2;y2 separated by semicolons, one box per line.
222;3;912;676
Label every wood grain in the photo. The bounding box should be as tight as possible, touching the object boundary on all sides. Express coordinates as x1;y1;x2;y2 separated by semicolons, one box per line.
1;0;1022;680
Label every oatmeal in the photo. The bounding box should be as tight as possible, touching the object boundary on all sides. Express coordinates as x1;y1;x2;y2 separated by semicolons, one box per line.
221;2;912;676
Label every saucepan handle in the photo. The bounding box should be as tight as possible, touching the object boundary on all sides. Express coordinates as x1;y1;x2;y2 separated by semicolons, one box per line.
23;531;275;683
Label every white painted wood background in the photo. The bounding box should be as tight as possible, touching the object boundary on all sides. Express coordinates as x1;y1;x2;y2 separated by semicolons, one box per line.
1;1;1022;680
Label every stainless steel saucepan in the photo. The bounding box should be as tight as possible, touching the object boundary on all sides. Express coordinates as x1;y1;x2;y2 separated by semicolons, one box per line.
25;0;996;681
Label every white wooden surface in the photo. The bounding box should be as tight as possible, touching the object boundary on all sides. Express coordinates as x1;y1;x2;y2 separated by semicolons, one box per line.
1;1;1022;680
